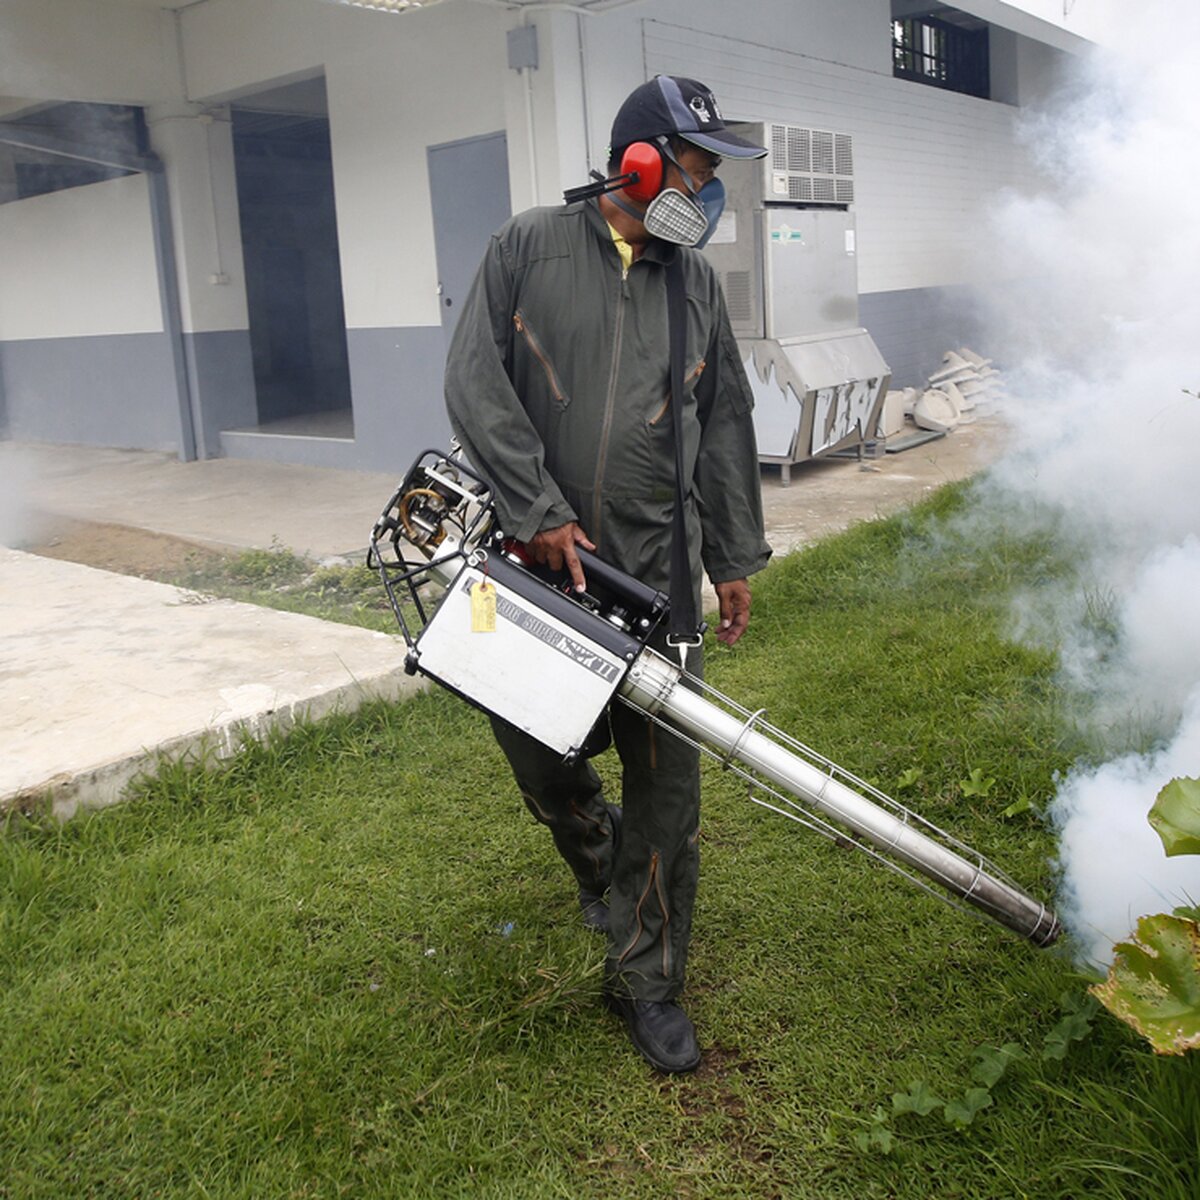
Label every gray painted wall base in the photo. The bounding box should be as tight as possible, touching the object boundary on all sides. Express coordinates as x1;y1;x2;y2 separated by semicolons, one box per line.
2;307;983;470
184;329;257;459
860;285;989;389
0;332;181;451
217;326;448;472
0;325;450;471
345;326;450;474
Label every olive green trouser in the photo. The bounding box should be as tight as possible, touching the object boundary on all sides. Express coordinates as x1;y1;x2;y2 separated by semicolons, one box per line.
490;644;703;1003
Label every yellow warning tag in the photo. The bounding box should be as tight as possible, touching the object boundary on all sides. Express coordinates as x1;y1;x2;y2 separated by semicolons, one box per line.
470;579;496;633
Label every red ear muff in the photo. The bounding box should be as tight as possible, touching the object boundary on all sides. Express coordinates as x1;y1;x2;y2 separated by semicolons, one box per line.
560;139;667;207
620;142;664;203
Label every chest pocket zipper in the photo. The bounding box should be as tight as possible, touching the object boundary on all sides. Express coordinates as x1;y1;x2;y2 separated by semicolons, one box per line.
648;359;706;426
514;310;569;408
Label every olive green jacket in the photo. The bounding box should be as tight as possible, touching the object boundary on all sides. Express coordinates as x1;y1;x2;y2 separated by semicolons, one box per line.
444;198;771;598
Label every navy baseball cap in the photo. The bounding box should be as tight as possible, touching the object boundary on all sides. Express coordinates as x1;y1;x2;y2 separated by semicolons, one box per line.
610;75;768;159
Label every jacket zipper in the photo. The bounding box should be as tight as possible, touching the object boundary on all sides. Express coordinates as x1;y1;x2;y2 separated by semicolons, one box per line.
590;269;628;542
652;852;671;978
617;849;666;974
649;359;706;427
513;310;567;407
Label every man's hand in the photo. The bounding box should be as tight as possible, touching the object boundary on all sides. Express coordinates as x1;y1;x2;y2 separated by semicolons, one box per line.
714;579;752;646
527;522;596;593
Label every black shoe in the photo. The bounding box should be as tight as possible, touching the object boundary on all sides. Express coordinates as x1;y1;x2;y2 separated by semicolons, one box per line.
577;805;623;934
603;991;702;1074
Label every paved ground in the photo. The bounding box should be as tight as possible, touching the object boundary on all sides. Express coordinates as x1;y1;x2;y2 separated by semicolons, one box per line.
0;418;1006;818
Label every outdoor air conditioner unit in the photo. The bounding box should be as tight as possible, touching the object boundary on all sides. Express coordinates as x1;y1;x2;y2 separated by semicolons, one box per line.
704;121;860;342
702;122;890;480
766;123;856;207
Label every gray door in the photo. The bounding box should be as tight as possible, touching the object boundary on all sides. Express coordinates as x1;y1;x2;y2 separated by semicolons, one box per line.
428;132;512;354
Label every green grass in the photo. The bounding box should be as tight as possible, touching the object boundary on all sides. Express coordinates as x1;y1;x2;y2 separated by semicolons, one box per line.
3;481;1197;1198
163;541;399;633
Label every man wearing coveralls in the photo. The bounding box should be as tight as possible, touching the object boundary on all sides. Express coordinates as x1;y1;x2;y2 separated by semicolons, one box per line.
444;75;771;1074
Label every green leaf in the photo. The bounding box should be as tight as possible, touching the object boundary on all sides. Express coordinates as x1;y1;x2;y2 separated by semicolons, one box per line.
1149;777;1200;857
970;1043;1027;1088
854;1107;896;1154
1002;796;1034;819
892;1079;943;1116
868;1123;895;1153
959;768;996;798
853;1126;895;1154
1091;913;1200;1055
943;1088;993;1127
896;767;923;791
1059;989;1100;1017
1041;1006;1096;1061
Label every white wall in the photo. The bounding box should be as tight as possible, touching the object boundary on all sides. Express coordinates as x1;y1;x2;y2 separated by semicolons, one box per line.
324;13;511;329
170;0;1038;331
0;0;181;105
0;0;1065;342
635;14;1044;296
147;107;250;335
168;0;912;332
577;0;893;182
0;173;163;341
178;0;513;331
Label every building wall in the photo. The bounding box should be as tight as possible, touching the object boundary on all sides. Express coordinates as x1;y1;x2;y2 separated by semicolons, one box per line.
177;0;514;469
0;0;1073;460
0;0;181;106
635;12;1054;383
0;173;182;450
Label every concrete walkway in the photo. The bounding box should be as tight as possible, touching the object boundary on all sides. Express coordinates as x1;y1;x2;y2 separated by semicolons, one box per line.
0;547;420;819
0;424;1004;818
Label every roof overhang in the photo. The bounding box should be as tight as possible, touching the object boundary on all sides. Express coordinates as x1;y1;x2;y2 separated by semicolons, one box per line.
930;1;1095;54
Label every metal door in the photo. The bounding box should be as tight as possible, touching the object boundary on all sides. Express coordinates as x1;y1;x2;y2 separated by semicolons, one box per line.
428;132;512;353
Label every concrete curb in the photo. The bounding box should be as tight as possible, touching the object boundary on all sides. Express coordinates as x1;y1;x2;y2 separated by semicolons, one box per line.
5;670;427;822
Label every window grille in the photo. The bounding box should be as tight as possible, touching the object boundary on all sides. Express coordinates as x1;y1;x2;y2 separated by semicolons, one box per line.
892;15;990;100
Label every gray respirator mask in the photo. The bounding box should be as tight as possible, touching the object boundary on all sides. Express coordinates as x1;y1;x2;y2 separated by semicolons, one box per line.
642;177;726;248
640;140;726;248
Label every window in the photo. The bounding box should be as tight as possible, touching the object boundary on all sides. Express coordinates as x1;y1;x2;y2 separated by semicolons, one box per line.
892;13;990;100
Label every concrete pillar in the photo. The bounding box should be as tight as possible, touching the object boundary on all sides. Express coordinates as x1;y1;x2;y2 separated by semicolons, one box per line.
146;103;257;458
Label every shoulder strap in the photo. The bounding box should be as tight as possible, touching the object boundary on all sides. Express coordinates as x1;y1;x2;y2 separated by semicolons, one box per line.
664;254;699;643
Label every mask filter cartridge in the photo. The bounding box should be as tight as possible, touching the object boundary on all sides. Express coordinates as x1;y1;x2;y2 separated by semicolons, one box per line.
642;188;709;247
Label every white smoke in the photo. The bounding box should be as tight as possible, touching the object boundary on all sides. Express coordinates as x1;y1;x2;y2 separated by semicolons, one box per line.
973;5;1200;964
0;444;38;549
1054;695;1200;965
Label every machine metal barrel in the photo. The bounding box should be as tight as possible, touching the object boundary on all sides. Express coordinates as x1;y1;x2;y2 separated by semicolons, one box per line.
620;649;1061;947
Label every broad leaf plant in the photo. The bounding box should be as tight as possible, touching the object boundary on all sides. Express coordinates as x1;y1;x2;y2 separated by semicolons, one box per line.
1091;776;1200;1055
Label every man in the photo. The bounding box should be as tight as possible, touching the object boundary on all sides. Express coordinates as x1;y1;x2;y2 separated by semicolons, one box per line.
444;75;771;1074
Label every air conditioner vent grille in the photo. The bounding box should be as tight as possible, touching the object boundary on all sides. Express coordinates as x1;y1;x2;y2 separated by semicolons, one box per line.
723;270;754;324
811;130;835;175
835;134;853;175
766;123;853;207
812;177;837;204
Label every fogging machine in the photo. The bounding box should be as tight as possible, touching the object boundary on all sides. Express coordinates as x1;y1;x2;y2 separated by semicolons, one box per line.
368;448;1061;948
